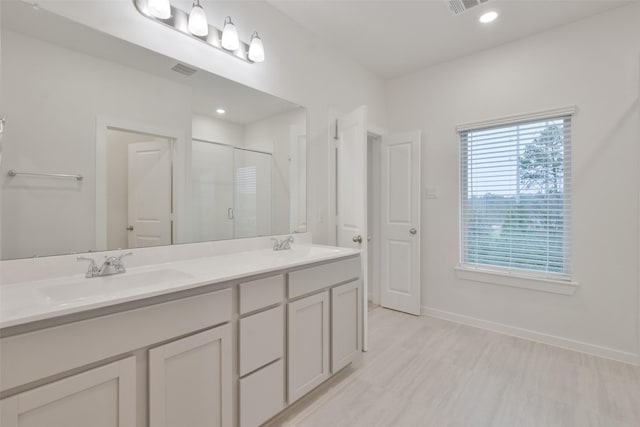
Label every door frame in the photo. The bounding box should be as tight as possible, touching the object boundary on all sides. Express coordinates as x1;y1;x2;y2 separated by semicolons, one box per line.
95;115;185;251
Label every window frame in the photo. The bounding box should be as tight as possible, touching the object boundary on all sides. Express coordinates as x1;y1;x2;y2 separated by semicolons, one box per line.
456;107;577;292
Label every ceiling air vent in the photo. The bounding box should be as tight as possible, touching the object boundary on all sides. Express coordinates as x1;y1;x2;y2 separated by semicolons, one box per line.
448;0;491;16
171;63;198;76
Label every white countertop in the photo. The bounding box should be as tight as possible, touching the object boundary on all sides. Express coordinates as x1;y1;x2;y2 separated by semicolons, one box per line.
0;244;359;329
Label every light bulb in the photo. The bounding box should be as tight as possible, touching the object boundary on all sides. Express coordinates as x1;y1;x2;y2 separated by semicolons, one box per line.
148;0;171;19
479;11;498;24
248;32;265;63
221;16;239;51
188;1;208;36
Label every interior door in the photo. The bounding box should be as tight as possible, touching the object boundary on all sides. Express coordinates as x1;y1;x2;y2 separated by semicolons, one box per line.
380;131;421;315
334;105;368;349
127;140;172;248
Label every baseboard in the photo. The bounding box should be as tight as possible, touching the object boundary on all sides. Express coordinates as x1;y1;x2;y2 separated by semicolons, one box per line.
421;306;640;366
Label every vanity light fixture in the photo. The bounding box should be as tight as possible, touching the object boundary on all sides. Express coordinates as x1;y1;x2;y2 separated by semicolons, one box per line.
248;32;265;63
216;108;226;114
188;0;208;37
148;0;171;19
221;16;240;51
479;11;498;23
134;0;265;63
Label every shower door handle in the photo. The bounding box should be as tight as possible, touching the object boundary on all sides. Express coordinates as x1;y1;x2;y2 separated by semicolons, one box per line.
228;208;234;220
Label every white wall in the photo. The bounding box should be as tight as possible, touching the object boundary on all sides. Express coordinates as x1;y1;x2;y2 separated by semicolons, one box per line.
386;4;640;362
0;29;192;259
36;0;388;245
192;114;244;147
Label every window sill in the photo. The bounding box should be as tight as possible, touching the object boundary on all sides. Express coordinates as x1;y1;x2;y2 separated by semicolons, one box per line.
455;266;579;295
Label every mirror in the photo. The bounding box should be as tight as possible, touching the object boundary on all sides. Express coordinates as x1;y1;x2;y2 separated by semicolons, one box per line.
0;1;307;260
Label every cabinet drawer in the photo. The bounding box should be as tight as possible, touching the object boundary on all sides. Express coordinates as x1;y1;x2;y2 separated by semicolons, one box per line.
239;275;283;315
288;257;360;299
239;306;283;376
240;360;285;427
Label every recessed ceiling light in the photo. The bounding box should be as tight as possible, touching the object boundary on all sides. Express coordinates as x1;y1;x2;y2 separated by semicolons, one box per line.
216;108;226;114
479;11;498;24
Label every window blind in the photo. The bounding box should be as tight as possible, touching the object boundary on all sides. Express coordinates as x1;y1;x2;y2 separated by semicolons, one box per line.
459;115;572;279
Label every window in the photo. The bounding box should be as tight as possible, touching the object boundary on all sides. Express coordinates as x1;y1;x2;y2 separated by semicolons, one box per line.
459;112;572;280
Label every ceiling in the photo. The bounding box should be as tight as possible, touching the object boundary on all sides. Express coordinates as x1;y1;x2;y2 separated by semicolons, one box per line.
1;0;300;125
269;0;631;79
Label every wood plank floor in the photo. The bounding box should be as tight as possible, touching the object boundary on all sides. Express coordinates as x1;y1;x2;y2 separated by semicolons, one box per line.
267;307;640;427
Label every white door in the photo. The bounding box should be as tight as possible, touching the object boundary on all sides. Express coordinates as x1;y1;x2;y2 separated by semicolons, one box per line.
127;140;172;248
380;131;422;315
334;106;369;349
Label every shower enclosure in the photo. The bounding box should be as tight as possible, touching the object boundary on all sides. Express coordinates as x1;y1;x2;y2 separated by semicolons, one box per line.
191;139;272;242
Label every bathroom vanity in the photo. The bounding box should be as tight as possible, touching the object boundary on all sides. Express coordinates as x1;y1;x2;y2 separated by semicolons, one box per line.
0;245;362;427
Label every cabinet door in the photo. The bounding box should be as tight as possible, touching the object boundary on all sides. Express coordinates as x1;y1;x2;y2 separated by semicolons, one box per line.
287;291;329;403
149;324;232;427
0;357;135;427
331;280;362;373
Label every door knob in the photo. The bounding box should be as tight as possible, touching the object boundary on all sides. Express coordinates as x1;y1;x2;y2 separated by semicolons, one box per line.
409;228;417;235
126;226;134;231
352;235;363;244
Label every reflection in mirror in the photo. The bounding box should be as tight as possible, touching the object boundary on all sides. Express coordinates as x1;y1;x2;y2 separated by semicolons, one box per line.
0;1;307;260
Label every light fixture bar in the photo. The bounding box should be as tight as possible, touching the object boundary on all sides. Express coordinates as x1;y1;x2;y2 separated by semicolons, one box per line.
133;0;256;63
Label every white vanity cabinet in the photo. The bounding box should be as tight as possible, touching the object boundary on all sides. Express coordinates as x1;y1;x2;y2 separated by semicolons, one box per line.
0;357;136;427
148;325;232;427
0;252;363;427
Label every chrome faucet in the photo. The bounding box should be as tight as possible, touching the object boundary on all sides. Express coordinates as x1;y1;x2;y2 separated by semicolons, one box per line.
271;236;294;251
78;252;133;278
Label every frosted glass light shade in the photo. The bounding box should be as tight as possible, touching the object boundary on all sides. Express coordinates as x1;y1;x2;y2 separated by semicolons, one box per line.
148;0;171;19
248;32;265;63
221;16;239;51
188;2;208;36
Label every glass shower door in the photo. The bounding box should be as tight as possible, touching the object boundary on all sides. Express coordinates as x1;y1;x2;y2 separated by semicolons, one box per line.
191;140;234;241
233;149;272;238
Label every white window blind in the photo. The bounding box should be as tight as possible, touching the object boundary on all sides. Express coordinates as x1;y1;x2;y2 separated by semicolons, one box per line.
459;114;572;280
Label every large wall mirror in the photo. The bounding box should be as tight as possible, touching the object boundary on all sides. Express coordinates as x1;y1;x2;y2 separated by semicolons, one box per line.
0;1;307;260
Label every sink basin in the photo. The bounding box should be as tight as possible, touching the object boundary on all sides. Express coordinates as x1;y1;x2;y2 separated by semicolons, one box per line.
38;269;194;302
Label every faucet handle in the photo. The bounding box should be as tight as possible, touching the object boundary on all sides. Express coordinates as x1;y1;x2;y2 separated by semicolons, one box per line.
113;252;133;271
117;252;133;262
77;256;98;277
